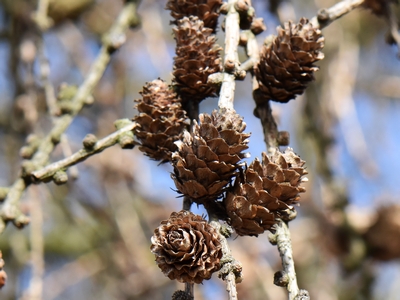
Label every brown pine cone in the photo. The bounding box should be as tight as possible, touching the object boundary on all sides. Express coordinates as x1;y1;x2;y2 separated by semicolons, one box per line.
150;210;222;284
254;18;324;104
172;109;250;214
225;149;307;236
173;16;222;104
133;79;189;163
166;0;223;32
364;204;400;261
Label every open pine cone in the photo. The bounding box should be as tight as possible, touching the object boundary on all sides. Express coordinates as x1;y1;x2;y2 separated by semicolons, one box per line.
172;109;250;214
166;0;223;32
150;210;222;284
133;79;188;163
254;18;324;104
173;16;222;104
225;149;307;236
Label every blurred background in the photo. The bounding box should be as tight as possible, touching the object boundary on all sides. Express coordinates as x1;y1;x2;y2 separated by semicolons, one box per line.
0;0;399;299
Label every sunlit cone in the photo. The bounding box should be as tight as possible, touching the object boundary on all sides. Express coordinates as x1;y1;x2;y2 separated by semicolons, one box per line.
173;16;222;104
166;0;223;32
172;109;250;216
225;149;307;236
150;210;222;284
133;79;189;163
364;204;400;261
254;18;324;104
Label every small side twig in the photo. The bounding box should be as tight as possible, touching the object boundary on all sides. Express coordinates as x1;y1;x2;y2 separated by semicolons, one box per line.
269;220;309;300
310;0;365;29
31;0;53;31
210;219;242;300
31;120;136;182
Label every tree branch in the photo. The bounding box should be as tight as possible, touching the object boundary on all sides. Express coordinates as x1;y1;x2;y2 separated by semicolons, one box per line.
0;2;140;232
269;220;309;300
31;120;136;182
218;0;244;111
310;0;365;29
210;220;242;300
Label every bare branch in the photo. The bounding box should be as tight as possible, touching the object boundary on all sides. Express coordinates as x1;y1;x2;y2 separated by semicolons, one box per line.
269;220;309;300
31;120;136;182
0;2;140;232
310;0;365;29
210;220;242;300
218;0;243;111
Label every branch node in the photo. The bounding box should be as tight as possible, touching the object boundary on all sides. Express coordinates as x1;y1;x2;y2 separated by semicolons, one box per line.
234;0;249;13
239;32;248;46
268;231;278;245
53;171;68;185
277;131;290;146
274;270;289;287
0;188;9;202
13;213;30;229
119;134;136;149
220;2;230;14
21;160;37;177
83;134;98;149
317;8;330;26
21;134;41;158
224;59;236;72
84;95;95;105
250;18;266;35
234;69;247;80
219;223;234;238
295;289;310;300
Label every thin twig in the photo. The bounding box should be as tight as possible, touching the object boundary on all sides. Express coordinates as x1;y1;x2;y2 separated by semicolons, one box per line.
310;0;365;29
20;186;44;300
185;283;194;300
218;0;241;111
269;220;309;300
209;219;242;300
36;35;59;116
0;2;140;232
31;121;136;182
31;0;53;31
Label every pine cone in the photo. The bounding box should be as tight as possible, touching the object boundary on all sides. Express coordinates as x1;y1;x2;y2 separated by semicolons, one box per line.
225;149;307;236
166;0;223;32
254;18;324;104
133;79;188;163
173;17;222;104
150;210;222;284
172;109;250;214
364;205;400;261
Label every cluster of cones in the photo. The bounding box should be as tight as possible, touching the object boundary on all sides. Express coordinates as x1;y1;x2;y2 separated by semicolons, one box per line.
131;0;324;285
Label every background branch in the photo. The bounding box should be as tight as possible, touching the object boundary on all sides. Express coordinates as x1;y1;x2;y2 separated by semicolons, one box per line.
310;0;365;29
31;120;136;182
0;1;140;232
